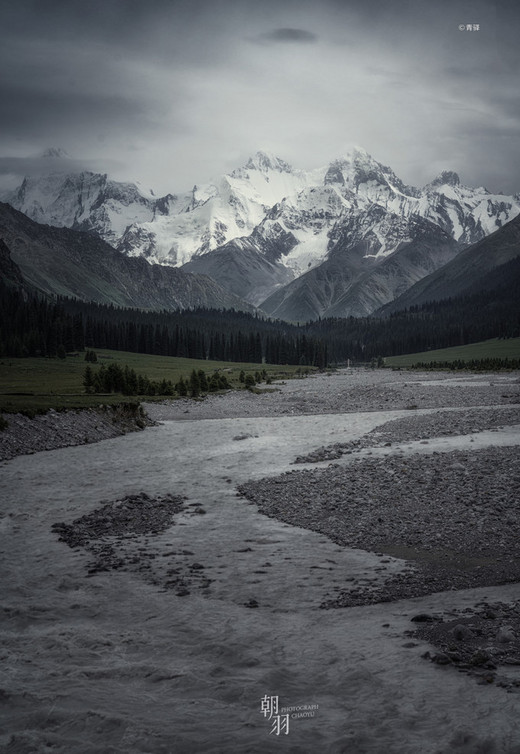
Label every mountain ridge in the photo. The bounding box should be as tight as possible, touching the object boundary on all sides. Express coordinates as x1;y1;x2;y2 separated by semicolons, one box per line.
5;148;518;267
377;212;520;316
0;202;255;313
3;147;519;321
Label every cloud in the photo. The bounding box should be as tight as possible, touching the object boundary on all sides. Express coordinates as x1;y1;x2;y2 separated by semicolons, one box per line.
251;27;318;45
0;153;122;180
0;0;518;196
0;85;153;139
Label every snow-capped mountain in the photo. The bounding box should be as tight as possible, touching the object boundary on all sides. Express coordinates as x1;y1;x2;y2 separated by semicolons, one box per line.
184;150;519;317
259;211;461;320
6;147;519;265
378;211;520;316
118;155;320;265
0;202;255;313
7;170;162;249
3;150;320;265
3;147;519;319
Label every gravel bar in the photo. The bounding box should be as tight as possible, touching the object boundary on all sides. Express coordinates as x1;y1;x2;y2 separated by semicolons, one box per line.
0;404;154;462
145;369;520;422
237;446;520;606
295;406;520;462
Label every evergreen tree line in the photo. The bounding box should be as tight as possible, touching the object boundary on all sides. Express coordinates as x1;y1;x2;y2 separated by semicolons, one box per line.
409;357;520;371
1;267;518;365
306;281;520;362
83;363;231;397
0;283;327;366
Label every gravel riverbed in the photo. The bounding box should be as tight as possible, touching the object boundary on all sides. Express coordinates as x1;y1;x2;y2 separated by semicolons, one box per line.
0;403;154;462
2;368;520;748
145;368;520;421
294;405;520;462
238;445;520;606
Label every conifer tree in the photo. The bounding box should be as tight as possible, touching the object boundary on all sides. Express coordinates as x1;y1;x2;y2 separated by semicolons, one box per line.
189;369;201;397
197;369;208;392
83;365;95;394
175;376;188;396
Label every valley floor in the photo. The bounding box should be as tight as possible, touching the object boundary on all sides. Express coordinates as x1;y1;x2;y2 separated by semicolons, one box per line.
1;369;520;753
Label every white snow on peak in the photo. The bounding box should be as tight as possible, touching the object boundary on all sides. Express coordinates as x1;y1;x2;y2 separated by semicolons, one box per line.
4;147;520;276
426;170;461;189
335;144;371;160
242;150;293;174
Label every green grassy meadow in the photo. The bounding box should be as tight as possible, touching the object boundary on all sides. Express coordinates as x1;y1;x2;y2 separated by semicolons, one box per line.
0;350;314;414
384;337;520;368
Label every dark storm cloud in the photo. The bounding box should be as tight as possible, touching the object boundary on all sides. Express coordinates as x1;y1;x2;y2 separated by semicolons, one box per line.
252;28;318;44
0;154;121;178
2;0;267;66
0;85;152;140
0;0;519;195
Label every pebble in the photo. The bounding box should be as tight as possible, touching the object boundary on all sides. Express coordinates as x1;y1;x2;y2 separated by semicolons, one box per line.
51;493;213;595
0;404;153;461
238;445;520;609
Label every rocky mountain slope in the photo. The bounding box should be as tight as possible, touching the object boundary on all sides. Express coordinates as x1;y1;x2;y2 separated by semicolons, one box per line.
0;238;25;288
378;212;520;315
3;147;519;320
4;150;319;266
259;211;460;320
0;203;254;312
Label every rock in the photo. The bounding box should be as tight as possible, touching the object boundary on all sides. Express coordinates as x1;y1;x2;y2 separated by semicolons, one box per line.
469;650;491;667
411;613;436;623
432;652;451;665
497;627;516;643
452;624;475;641
477;674;496;685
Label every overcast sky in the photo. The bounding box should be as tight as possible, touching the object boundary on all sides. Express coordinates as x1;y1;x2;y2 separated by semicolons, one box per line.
1;0;519;195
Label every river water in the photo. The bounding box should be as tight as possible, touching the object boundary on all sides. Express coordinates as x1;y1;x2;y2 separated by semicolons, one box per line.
1;404;520;753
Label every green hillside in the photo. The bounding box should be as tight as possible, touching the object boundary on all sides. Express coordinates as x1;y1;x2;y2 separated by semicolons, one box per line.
0;350;311;414
384;338;520;368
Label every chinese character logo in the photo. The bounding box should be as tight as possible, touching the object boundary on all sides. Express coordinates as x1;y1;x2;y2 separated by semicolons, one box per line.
270;715;290;736
260;695;278;720
260;695;290;736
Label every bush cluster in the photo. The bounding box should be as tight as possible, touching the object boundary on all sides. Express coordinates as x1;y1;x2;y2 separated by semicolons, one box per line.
83;364;230;397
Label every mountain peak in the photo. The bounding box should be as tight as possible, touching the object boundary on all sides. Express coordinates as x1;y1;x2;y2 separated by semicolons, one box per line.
327;147;394;178
325;148;394;188
244;151;293;173
428;170;461;188
333;145;374;165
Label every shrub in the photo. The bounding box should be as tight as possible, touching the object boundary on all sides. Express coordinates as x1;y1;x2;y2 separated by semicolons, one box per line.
175;377;188;396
